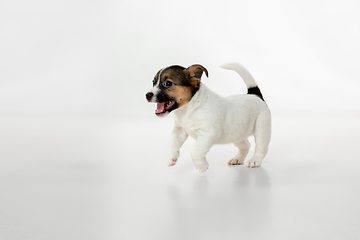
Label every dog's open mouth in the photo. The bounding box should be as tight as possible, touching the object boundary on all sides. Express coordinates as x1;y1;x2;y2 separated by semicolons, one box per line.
155;100;175;115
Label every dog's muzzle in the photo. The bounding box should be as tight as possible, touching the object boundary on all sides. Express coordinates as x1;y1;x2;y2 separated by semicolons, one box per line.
146;92;154;102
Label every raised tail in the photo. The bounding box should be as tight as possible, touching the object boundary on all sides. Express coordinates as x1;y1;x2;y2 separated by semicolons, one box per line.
220;62;264;101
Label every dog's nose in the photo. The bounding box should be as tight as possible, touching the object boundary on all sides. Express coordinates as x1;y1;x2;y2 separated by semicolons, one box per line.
146;92;154;101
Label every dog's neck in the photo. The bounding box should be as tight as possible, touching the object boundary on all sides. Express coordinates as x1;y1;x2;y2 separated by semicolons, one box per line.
173;83;211;117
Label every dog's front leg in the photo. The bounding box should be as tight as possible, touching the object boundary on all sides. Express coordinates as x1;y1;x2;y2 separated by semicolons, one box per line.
191;134;217;172
167;126;188;167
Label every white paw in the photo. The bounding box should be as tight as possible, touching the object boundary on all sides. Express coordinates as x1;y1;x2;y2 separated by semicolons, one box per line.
244;158;262;168
228;157;244;165
194;161;209;173
167;151;179;167
169;158;177;167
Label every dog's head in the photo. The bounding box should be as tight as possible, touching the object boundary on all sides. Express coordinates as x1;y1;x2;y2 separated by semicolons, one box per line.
145;64;208;117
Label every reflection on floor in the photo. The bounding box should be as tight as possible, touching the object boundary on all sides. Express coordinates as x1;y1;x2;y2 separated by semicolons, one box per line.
0;112;359;240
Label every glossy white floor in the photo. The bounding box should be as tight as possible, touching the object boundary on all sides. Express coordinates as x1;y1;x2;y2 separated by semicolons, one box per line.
0;112;359;240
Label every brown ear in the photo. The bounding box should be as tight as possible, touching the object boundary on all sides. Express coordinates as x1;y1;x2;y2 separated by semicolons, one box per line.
184;64;208;86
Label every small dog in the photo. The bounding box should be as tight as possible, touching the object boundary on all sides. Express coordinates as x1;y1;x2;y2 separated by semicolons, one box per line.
145;62;271;172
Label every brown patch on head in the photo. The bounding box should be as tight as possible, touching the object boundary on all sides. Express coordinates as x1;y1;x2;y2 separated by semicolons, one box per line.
159;65;208;108
184;64;209;88
151;64;209;112
166;85;193;108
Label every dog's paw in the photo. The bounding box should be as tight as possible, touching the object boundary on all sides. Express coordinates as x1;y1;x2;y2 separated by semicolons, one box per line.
194;161;209;173
244;158;262;168
228;158;244;165
167;151;179;167
169;158;177;167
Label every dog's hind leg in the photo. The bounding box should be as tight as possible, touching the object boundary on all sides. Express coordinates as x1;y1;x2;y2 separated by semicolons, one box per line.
228;139;251;165
244;112;271;168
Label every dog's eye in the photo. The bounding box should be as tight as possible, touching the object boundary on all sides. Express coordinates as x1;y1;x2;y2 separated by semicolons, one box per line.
163;80;173;87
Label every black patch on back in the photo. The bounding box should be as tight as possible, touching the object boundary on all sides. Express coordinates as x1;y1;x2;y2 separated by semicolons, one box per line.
247;86;264;101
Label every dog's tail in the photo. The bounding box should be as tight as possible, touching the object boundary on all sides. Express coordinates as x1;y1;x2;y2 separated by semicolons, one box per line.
220;62;264;101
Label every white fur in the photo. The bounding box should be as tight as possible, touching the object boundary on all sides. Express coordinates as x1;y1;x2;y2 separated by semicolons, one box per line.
147;66;168;103
147;86;160;103
220;62;258;88
167;63;271;172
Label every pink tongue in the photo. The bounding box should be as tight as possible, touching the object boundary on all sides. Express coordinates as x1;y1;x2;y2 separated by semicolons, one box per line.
155;102;166;114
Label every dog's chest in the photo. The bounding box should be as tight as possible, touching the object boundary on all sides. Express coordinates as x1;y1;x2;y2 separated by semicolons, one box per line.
174;110;203;140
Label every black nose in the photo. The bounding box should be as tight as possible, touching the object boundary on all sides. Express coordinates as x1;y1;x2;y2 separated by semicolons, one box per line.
146;92;154;101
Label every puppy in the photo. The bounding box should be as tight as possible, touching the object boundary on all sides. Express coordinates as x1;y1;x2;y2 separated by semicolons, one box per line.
145;62;271;172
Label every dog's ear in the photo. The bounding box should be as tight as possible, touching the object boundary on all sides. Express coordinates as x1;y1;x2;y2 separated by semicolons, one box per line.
184;64;208;86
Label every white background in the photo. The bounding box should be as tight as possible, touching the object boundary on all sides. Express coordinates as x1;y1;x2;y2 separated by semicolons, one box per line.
1;0;360;239
1;0;360;115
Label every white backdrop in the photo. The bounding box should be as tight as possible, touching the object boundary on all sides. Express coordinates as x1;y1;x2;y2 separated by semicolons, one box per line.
1;0;359;116
1;1;360;240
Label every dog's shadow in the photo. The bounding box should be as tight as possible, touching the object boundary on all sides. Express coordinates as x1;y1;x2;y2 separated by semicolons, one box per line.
231;166;272;226
163;166;271;237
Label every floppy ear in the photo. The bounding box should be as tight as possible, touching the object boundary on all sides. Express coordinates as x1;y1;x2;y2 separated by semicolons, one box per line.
184;64;209;86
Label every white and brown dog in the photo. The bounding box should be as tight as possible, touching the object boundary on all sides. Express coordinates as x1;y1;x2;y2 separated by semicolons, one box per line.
145;62;271;172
